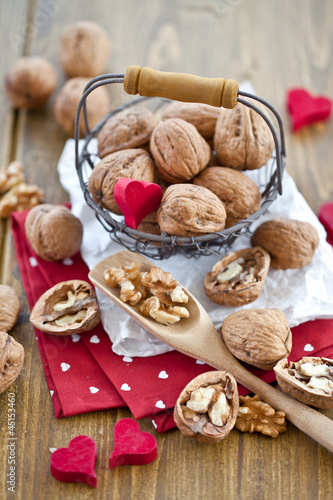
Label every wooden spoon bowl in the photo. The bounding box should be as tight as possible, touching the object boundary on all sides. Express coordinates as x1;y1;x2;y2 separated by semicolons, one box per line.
89;250;333;453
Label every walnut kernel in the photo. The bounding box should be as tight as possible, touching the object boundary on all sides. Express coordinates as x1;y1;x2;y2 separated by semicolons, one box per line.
236;395;287;437
0;183;44;218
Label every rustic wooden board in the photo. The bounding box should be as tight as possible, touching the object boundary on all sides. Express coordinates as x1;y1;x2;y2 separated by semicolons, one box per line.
0;0;333;499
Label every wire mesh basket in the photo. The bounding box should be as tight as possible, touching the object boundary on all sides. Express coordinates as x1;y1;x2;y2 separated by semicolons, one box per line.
75;66;286;260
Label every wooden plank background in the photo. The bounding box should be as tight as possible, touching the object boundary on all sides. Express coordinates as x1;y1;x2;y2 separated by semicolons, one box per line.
0;0;332;499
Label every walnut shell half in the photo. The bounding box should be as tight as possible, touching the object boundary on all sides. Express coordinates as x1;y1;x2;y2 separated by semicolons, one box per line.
214;101;274;170
251;217;319;269
274;357;333;409
174;371;239;443
221;308;292;370
204;247;270;307
25;204;83;262
29;280;100;336
193;166;261;228
88;149;155;214
0;331;24;394
157;184;226;237
0;285;21;332
150;118;210;183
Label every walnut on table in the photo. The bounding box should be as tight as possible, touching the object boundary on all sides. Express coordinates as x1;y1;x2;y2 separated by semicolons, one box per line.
236;394;287;438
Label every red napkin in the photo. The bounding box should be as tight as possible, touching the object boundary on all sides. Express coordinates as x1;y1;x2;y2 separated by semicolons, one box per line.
11;209;333;432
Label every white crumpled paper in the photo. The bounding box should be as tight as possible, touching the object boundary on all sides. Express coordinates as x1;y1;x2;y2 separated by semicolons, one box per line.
57;127;333;359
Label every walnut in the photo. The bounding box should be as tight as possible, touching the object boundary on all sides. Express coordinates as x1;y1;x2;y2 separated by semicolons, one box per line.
214;101;274;170
141;267;188;306
221;308;292;370
204;247;270;307
137;211;161;243
157;184;227;236
25;204;83;262
0;331;24;394
174;371;239;443
54;77;110;136
150;118;211;183
139;296;189;325
274;357;333;409
251;217;319;269
236;395;287;438
193;166;261;228
0;285;21;332
104;262;147;306
161;101;221;140
58;20;111;78
88;149;155;214
4;56;57;110
0;161;24;194
98;107;157;158
0;183;44;218
29;280;100;336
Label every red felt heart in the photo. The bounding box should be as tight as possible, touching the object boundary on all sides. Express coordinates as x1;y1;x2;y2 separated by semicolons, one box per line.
109;418;157;468
113;178;163;229
50;435;97;487
318;202;333;246
287;87;332;131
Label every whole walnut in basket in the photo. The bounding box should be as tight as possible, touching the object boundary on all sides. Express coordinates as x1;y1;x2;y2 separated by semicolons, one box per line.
157;184;226;236
5;56;57;110
58;20;111;78
221;308;292;370
251;217;319;269
193;166;261;228
204;247;270;307
161;101;221;140
98;107;157;158
150;118;210;183
88;149;155;214
54;77;110;136
214;101;274;170
25;204;83;262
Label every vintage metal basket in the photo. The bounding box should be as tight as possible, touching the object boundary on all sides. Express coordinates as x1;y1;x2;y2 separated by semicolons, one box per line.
75;66;286;259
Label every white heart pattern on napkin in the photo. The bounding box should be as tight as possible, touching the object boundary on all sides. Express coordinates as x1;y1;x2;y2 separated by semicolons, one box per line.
304;343;314;352
89;386;99;394
90;335;100;344
71;334;81;342
155;400;166;409
29;256;38;267
122;356;133;363
49;448;57;453
62;258;74;266
50;390;54;397
151;420;157;429
196;359;205;365
60;362;70;372
121;383;131;391
158;370;169;379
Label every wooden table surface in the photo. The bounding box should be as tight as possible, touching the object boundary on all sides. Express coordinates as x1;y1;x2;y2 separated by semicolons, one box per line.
1;0;333;499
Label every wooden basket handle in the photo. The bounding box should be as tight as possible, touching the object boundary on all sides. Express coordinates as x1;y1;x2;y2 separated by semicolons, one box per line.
123;65;239;109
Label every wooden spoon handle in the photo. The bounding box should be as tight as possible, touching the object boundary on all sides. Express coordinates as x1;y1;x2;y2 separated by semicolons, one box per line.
211;348;333;453
123;65;239;109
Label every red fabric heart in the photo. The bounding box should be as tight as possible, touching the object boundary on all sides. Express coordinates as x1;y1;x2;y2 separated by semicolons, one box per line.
318;202;333;245
286;87;332;131
50;435;97;487
113;178;163;229
109;418;157;468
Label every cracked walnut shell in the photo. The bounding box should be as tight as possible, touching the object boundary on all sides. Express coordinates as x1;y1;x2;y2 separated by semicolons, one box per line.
204;247;270;307
98;107;157;158
214;101;274;170
150;118;210;183
251;217;319;269
0;331;24;394
193;166;261;228
157;184;226;236
236;395;287;437
5;56;57;110
29;280;100;336
0;285;21;332
89;149;155;214
58;20;111;78
274;357;333;409
25;204;83;262
174;371;239;443
221;308;292;370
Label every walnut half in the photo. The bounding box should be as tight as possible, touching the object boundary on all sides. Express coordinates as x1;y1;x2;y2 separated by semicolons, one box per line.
174;371;239;443
0;331;24;394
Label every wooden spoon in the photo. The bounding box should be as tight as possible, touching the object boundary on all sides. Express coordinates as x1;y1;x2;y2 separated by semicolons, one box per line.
89;250;333;453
